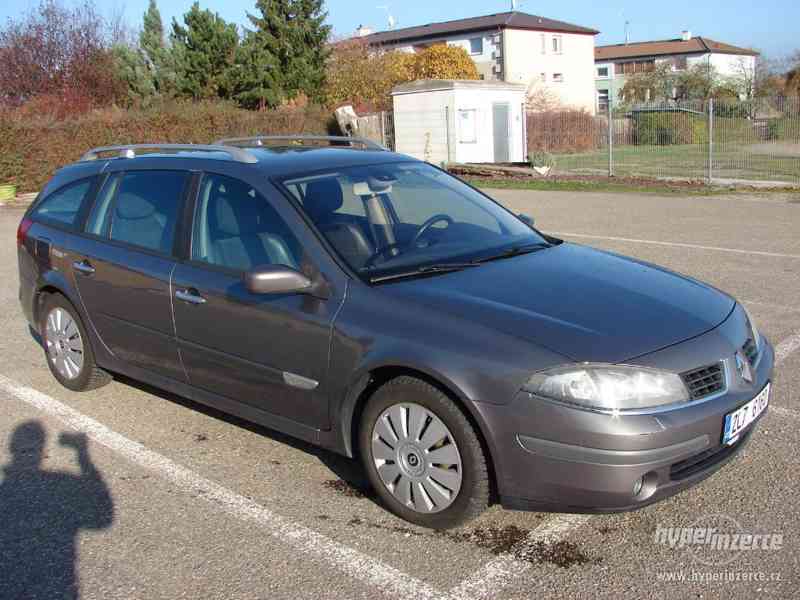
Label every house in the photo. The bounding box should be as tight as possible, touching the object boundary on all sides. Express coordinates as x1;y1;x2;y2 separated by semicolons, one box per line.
594;32;759;111
355;11;599;114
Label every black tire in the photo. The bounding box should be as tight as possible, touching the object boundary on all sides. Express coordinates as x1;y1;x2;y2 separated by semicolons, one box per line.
359;376;490;529
40;293;111;392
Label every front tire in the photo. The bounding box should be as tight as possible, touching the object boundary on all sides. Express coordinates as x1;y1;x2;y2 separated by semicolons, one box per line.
359;376;490;529
40;294;110;392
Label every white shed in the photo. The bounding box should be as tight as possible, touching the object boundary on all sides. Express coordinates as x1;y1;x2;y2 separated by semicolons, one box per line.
391;80;528;165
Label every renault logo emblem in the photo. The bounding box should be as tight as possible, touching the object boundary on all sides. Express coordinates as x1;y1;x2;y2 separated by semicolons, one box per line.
735;351;753;384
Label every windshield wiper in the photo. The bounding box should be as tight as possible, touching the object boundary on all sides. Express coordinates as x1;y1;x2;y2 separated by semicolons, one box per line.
369;262;480;283
471;242;551;264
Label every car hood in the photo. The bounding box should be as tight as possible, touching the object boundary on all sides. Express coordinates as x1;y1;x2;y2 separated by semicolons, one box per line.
383;243;735;364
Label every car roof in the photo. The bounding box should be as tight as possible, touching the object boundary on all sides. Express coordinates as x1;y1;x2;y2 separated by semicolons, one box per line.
54;146;418;185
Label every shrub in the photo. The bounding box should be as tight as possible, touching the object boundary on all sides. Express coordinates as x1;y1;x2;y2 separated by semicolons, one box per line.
526;110;600;154
0;101;335;192
631;112;707;145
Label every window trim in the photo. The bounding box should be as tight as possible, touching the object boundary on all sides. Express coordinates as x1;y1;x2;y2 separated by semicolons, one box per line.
552;35;563;54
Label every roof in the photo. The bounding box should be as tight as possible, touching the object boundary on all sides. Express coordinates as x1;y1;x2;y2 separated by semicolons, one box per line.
392;79;528;95
66;147;415;179
357;11;598;46
595;37;759;61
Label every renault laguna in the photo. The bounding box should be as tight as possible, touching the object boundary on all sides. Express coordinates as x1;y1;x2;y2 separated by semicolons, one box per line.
17;137;773;529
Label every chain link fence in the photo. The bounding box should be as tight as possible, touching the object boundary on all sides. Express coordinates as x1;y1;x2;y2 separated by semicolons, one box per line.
527;96;800;184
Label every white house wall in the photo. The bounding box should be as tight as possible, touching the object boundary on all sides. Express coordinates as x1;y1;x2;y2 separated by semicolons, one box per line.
393;89;455;165
503;29;596;113
451;88;526;163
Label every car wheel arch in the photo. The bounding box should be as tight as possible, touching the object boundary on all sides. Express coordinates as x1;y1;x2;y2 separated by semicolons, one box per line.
339;363;501;504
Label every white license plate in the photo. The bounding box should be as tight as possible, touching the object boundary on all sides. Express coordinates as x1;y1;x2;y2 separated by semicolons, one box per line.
722;383;770;445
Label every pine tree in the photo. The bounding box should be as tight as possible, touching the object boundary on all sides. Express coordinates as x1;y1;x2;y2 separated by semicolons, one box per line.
171;3;238;99
139;0;175;94
230;0;331;109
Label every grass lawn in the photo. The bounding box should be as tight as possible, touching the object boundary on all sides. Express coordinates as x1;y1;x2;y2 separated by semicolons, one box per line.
549;144;800;183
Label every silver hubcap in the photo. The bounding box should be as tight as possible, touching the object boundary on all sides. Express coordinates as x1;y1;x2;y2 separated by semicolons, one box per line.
371;402;463;514
45;307;84;380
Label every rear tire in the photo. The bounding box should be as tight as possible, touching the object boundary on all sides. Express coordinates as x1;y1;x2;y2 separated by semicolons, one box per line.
359;376;490;529
40;294;111;392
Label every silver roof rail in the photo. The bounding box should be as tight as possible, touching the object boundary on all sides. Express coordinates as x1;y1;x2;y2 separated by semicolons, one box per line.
214;135;387;152
79;144;259;164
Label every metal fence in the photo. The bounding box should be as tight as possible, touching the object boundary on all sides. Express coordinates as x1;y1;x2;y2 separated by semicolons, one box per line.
527;96;800;184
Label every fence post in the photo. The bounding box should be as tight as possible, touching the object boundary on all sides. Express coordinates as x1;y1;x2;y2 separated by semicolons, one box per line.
707;98;714;184
607;96;614;177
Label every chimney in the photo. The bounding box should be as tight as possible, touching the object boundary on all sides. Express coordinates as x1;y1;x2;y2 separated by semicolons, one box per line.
681;30;691;41
356;24;373;37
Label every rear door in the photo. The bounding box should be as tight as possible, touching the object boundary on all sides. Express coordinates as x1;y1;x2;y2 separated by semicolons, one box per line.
171;171;344;429
71;169;190;382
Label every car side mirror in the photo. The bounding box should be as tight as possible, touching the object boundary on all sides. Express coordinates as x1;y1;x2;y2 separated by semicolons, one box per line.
518;213;535;227
244;265;314;296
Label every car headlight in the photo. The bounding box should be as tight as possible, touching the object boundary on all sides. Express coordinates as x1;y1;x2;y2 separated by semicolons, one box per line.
523;365;689;411
741;304;761;352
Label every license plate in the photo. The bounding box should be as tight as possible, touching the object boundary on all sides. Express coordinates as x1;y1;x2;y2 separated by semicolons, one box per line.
722;383;770;445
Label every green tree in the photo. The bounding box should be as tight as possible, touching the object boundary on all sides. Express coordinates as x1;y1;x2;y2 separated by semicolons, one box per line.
229;0;331;109
171;3;238;99
139;0;174;94
112;44;156;105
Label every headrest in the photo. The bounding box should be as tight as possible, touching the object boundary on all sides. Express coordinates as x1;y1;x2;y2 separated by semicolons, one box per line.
116;193;157;220
303;178;344;223
213;189;262;237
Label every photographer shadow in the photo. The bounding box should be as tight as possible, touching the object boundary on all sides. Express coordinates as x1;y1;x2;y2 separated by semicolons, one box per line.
0;421;114;600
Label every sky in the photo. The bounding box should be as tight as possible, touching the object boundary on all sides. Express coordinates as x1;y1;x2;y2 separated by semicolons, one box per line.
2;0;798;59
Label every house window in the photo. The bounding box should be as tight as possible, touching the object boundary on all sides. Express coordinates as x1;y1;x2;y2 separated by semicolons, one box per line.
457;109;478;143
469;37;483;55
673;56;688;70
597;89;609;114
540;33;546;54
552;35;562;54
597;66;609;78
552;73;564;83
615;62;625;75
540;72;546;81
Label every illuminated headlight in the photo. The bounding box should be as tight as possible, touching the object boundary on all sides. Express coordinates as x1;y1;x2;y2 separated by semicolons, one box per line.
523;365;689;411
741;304;761;352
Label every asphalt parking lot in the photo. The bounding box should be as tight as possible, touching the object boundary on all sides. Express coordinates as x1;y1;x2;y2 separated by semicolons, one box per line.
1;189;798;600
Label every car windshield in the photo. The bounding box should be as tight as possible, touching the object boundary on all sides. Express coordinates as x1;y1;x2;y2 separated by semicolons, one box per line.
281;162;549;281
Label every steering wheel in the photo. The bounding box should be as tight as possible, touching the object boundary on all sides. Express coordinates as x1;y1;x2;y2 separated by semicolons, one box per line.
410;214;454;248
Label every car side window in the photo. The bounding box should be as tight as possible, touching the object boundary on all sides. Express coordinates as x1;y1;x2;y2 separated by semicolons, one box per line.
107;171;187;255
30;178;93;228
85;174;121;237
191;173;302;272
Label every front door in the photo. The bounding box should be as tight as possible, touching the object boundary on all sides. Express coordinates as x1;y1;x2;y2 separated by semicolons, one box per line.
171;172;341;429
72;170;190;382
492;103;511;163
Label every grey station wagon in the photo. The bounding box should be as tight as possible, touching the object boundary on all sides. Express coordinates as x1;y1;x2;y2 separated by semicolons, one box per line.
17;136;773;529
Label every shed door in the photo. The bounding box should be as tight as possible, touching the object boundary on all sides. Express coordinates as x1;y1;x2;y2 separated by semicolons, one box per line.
492;103;511;163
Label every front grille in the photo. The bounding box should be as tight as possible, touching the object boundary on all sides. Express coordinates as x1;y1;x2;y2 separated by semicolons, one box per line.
669;433;748;480
742;338;759;366
681;363;725;400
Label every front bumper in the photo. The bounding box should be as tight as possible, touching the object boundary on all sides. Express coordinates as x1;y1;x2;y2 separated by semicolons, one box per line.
477;308;775;513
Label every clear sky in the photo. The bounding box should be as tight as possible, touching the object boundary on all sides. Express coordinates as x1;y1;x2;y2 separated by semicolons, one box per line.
2;0;798;59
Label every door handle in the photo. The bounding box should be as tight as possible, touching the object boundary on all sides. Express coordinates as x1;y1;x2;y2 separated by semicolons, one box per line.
175;289;206;305
72;260;95;276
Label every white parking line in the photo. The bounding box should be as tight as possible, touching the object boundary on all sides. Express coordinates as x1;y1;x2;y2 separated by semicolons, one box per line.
0;375;444;600
549;232;800;260
446;514;591;600
775;331;800;366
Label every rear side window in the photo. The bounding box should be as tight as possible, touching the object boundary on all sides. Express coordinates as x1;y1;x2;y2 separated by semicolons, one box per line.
30;178;93;228
105;171;188;255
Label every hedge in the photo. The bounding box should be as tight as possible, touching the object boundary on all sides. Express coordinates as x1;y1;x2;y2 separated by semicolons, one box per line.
0;101;336;192
526;110;601;155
